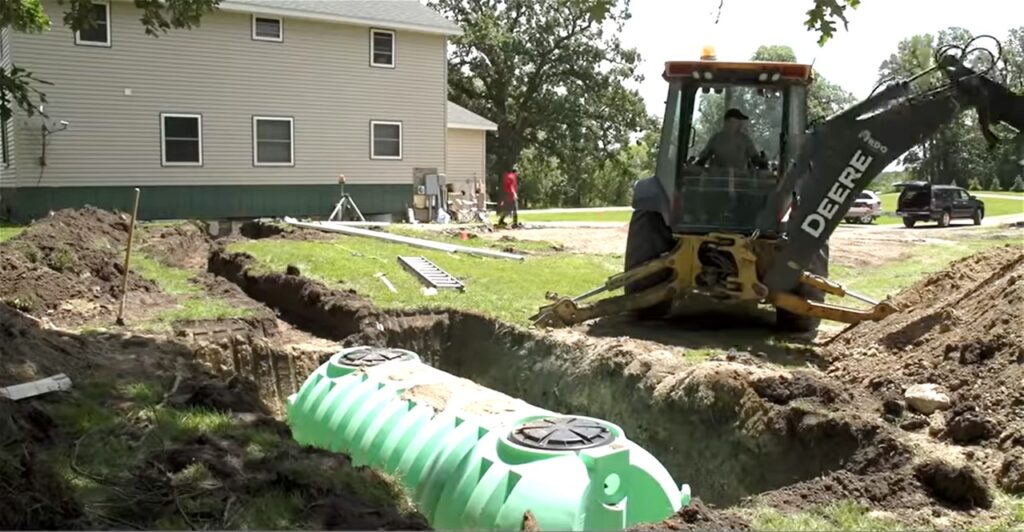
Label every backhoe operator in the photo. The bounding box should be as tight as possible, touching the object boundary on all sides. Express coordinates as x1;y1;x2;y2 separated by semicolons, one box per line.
695;108;767;172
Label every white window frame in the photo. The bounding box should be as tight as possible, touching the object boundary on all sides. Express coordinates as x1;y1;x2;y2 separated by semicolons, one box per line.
370;120;402;160
160;113;203;167
370;29;395;68
74;0;111;47
252;116;295;167
251;15;283;42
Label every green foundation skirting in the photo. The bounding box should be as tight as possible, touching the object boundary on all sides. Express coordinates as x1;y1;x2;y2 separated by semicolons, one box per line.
0;184;413;222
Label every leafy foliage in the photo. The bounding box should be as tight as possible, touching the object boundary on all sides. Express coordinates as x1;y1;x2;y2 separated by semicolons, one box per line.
1012;175;1024;192
803;0;861;46
1;0;219;119
967;177;983;191
431;0;654;207
878;27;1024;188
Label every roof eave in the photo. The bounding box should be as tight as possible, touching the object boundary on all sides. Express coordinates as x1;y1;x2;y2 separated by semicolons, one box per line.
218;1;464;36
447;122;497;131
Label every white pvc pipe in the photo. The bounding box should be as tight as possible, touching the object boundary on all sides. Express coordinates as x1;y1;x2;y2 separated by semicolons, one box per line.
283;217;525;261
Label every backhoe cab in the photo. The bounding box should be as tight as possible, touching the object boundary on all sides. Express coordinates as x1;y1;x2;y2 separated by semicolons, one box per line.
531;50;897;332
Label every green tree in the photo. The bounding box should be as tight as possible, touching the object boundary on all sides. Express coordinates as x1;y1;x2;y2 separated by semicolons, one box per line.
988;175;1003;191
429;0;651;204
1;0;219;121
1011;175;1024;192
967;177;983;191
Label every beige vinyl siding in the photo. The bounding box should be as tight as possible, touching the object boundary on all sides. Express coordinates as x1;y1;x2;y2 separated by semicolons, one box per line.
445;128;485;185
0;27;15;185
12;0;447;188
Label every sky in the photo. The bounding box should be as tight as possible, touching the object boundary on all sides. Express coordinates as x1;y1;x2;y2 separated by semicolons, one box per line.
620;0;1024;117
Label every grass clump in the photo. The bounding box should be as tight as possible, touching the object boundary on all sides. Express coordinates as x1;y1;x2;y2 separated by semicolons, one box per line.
750;501;901;531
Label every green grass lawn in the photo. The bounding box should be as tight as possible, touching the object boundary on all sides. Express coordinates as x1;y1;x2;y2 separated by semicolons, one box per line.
231;234;622;325
828;231;1021;304
513;210;633;223
0;223;24;242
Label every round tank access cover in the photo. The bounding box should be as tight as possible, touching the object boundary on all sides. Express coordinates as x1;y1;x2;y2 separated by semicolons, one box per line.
337;347;416;368
508;416;614;451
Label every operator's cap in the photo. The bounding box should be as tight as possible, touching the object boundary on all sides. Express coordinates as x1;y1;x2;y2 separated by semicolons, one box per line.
724;108;749;120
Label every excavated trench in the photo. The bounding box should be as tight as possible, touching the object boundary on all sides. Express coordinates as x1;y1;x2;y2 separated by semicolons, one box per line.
206;248;895;507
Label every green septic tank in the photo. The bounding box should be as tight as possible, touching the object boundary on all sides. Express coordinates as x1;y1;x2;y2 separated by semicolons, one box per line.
286;346;690;530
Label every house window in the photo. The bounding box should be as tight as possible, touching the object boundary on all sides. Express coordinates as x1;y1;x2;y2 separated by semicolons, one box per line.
370;121;402;159
253;116;294;166
75;1;111;47
252;15;282;42
370;29;395;68
160;113;202;166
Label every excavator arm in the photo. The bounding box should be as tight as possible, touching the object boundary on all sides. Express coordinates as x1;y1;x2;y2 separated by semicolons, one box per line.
761;51;1024;295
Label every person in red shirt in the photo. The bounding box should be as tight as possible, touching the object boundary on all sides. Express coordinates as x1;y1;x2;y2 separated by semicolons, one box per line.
497;169;519;227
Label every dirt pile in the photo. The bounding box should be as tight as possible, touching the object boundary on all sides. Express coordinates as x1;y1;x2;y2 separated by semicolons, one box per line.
825;244;1024;448
0;207;158;321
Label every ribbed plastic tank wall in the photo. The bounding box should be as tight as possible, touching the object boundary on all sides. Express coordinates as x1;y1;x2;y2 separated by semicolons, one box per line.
287;346;691;530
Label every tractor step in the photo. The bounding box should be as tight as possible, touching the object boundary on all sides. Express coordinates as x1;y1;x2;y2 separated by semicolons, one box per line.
398;256;465;291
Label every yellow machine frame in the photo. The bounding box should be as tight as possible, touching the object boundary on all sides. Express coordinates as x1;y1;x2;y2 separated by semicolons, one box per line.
531;232;898;328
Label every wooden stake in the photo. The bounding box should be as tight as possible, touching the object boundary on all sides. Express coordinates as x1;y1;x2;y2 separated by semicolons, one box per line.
116;188;141;326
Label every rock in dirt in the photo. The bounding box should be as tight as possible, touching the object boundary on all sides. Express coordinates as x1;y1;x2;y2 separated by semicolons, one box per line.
904;383;951;415
945;404;998;445
914;459;992;509
900;416;929;431
998;450;1024;494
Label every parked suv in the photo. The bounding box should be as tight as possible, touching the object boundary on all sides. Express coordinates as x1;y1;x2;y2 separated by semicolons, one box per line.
895;181;985;228
844;190;882;224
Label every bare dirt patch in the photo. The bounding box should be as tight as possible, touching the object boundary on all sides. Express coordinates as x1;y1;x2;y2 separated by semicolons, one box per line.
479;225;628;255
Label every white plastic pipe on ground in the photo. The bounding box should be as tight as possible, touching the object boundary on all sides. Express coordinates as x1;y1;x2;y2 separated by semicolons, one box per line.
283;217;525;261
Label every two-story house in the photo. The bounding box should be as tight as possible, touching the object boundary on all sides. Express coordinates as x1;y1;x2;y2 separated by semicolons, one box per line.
0;0;496;222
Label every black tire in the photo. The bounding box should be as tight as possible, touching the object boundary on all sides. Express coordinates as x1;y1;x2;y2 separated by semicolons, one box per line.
938;210;951;227
624;209;675;319
775;243;829;333
973;208;983;225
903;218;917;228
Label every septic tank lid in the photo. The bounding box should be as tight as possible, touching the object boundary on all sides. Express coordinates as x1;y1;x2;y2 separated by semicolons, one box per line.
508;416;614;451
337;347;416;367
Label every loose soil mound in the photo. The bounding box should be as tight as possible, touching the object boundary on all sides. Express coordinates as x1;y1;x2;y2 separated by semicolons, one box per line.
826;244;1024;447
0;207;159;321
